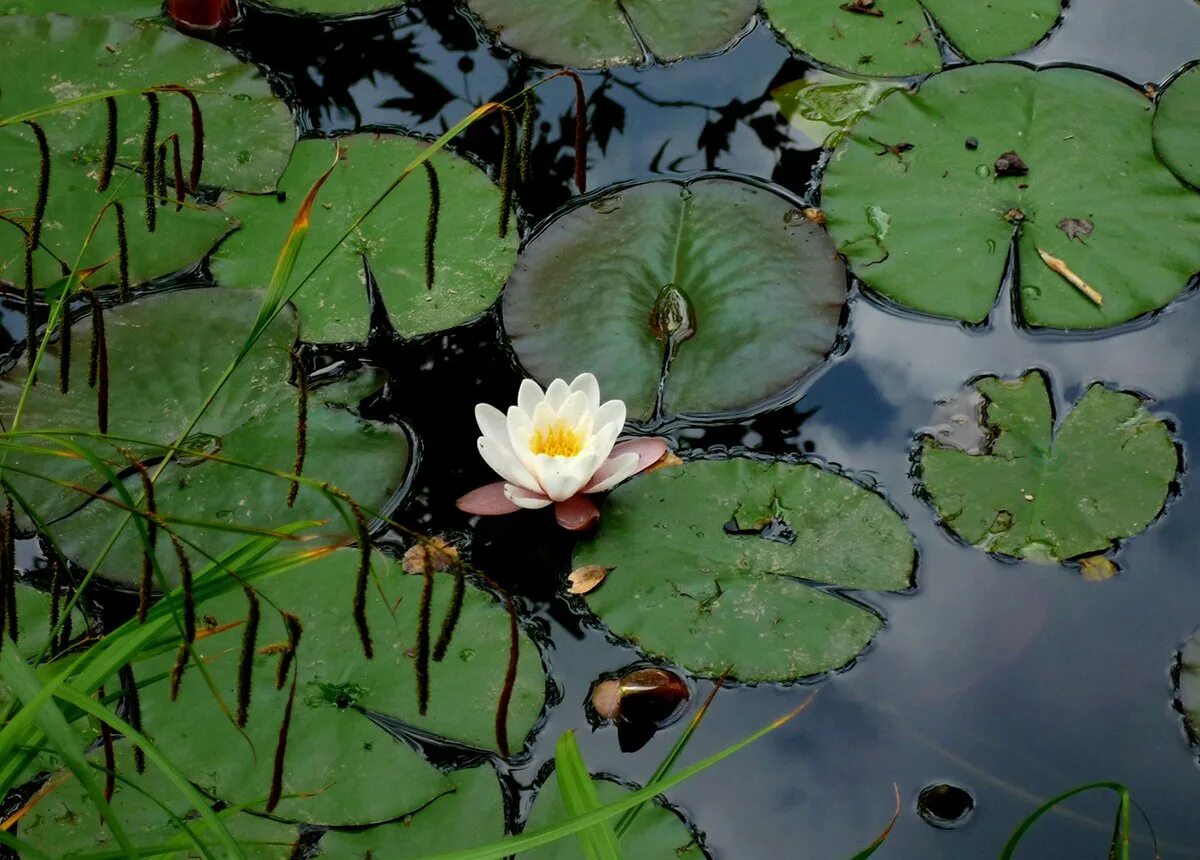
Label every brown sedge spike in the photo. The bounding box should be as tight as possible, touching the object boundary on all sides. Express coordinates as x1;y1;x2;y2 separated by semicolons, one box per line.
48;555;63;639
3;499;16;644
80;289;109;433
141;91;159;233
432;557;465;663
287;349;307;508
236;586;260;728
167;86;205;191
561;70;588;194
497;109;515;239
98;96;118;193
265;671;297;813
0;501;9;652
422;161;440;291
168;134;185;212
57;300;71;395
98;685;116;805
275;613;302;691
24;120;50;374
519;89;535;185
416;546;433;715
130;457;158;624
117;664;145;773
114;202;131;302
349;500;373;659
155;141;168;207
495;592;520;758
168;533;194;700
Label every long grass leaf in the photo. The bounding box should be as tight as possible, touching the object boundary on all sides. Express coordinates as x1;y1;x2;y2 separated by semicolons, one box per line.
847;784;901;859
999;782;1131;860
554;731;623;860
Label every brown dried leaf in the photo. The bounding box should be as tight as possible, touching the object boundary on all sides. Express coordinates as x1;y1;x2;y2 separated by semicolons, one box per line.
1057;217;1094;242
647;451;684;474
402;537;460;575
1079;555;1119;582
994;150;1029;177
568;564;611;595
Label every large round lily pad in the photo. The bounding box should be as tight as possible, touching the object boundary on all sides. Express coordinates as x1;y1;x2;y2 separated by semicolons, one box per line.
1154;64;1200;189
136;549;546;825
18;743;299;859
0;289;411;589
0;15;294;193
519;771;706;859
502;178;846;423
0;2;162;16
466;0;756;68
572;458;914;682
212;135;518;344
260;0;402;12
822;63;1200;329
316;765;506;858
918;372;1178;563
765;0;1063;77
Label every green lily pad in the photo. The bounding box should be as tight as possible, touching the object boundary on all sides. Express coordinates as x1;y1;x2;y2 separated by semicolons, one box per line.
822;63;1200;329
519;771;705;859
18;742;299;859
261;0;402;12
764;0;1063;77
572;458;914;682
466;0;756;68
917;372;1178;563
135;548;546;825
1154;64;1200;189
316;765;506;858
502;178;846;423
772;71;903;149
0;15;294;194
212;135;518;344
0;2;162;16
1177;627;1200;750
0;289;410;589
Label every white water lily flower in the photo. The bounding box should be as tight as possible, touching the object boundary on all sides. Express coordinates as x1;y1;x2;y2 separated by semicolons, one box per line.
456;373;668;530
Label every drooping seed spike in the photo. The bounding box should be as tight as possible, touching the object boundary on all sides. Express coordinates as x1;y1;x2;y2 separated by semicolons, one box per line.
432;558;466;663
519;89;535;185
48;554;64;637
141;92;159;233
169;533;194;645
129;456;157;624
351;502;373;659
169;644;188;701
58;303;71;395
498;109;515;239
98;685;116;804
81;289;109;433
172;86;205;191
561;70;588;194
114;202;130;302
422;161;439;291
57;603;72;652
265;672;297;813
3;500;16;644
168;134;185;212
23;246;36;377
98;96;118;193
237;586;260;728
23;120;50;374
287;349;307;508
117;664;145;773
275;612;302;691
155;141;168;207
0;505;8;653
416;547;433;715
496;592;520;758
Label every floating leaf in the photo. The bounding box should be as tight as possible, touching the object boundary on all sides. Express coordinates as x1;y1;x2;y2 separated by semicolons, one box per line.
1154;63;1200;189
136;549;546;825
503;178;846;422
772;71;902;149
212;135;518;344
567;564;610;596
466;0;756;68
0;289;411;589
519;771;706;859
764;0;1063;77
18;742;298;859
573;458;914;682
822;64;1200;328
0;15;294;193
315;765;506;858
917;372;1178;563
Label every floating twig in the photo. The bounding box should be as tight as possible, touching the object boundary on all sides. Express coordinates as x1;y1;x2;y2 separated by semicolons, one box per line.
1037;248;1103;306
423;161;439;291
98;97;118;193
236;586;260;728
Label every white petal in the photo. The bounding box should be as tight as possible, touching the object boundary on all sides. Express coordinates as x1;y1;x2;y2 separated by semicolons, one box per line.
474;403;509;443
544;378;571;410
557;390;589;427
517;378;544;417
508;410;538;478
478;437;538;491
506;403;532;433
587;417;622;465
570;373;601;411
593;399;626;435
505;483;553;509
584;452;641;493
532;454;591;501
531;400;557;432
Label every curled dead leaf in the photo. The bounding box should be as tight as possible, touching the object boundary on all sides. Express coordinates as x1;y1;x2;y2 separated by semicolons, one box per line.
568;564;612;595
1057;217;1094;242
402;537;460;575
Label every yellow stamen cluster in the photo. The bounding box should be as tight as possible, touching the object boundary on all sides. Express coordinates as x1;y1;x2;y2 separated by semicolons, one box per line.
530;421;584;458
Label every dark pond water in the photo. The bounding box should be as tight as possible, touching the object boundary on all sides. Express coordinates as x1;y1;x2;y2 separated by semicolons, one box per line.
17;0;1200;857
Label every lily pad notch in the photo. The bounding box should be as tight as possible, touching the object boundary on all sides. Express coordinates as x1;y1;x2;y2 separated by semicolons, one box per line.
917;370;1180;566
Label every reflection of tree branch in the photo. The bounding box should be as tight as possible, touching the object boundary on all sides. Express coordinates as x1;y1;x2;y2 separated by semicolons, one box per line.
607;74;724;112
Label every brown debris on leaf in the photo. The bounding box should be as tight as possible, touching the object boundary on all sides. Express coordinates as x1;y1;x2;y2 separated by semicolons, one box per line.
1057;217;1094;242
567;564;612;595
647;450;684;474
840;0;884;16
1037;248;1103;306
802;207;825;225
1079;555;1119;582
402;537;460;574
994;151;1029;177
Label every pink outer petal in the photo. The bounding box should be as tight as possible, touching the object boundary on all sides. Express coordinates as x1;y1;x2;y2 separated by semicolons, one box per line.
583;438;670;493
555;494;600;531
456;482;521;516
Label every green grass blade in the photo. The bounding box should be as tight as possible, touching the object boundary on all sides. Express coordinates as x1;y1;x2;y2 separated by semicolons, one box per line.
847;784;901;859
554;731;623;860
999;781;1131;860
